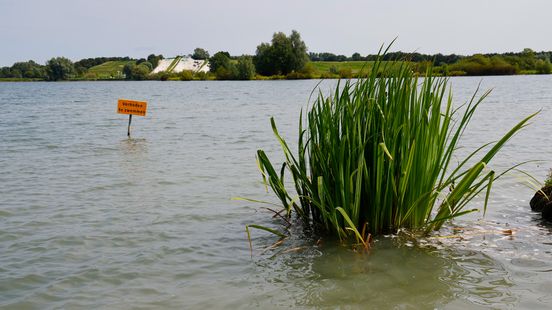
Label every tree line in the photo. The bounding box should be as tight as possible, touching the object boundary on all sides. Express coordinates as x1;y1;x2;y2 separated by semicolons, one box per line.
1;31;551;81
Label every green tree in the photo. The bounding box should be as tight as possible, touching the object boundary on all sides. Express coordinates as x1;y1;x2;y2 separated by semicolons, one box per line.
271;32;293;74
0;67;11;78
516;48;537;71
253;43;273;76
132;64;151;80
147;54;163;68
123;63;134;79
46;57;75;81
215;65;238;80
535;59;552;74
192;48;210;60
123;62;151;80
522;48;535;58
289;30;309;72
209;51;232;73
351;52;362;61
236;55;256;80
254;30;309;76
448;54;518;76
3;67;22;78
11;61;46;79
141;61;153;71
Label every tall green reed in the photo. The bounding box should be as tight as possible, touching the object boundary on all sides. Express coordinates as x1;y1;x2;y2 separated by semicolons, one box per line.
255;51;536;246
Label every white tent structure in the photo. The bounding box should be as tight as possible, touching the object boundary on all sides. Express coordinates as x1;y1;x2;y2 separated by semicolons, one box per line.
151;56;210;74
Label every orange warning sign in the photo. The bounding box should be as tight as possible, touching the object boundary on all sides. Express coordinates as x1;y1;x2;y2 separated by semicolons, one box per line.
117;99;147;116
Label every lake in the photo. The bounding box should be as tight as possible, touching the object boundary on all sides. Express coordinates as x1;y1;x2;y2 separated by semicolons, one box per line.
1;76;552;309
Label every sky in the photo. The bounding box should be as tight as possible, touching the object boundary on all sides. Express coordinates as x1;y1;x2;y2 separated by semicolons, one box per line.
1;0;551;66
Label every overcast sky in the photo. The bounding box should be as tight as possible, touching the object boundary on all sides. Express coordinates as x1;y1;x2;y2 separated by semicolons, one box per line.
1;0;551;66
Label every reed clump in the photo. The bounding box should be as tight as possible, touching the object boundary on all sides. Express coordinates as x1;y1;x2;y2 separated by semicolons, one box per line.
255;51;536;246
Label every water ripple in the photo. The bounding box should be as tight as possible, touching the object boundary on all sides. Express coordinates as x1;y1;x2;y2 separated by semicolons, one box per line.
1;77;552;308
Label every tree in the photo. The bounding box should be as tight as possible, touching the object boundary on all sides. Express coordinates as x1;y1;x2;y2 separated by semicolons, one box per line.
351;52;362;61
289;30;309;70
147;54;164;68
236;56;256;80
209;51;238;79
336;55;347;62
123;62;151;80
317;52;338;61
215;66;238;80
535;59;552;74
0;67;11;78
254;30;309;76
74;57;132;70
253;43;274;76
270;32;293;74
132;64;151;80
123;63;134;79
192;48;210;60
11;61;46;79
209;51;232;73
46;57;75;81
309;52;320;61
522;48;535;58
141;61;153;71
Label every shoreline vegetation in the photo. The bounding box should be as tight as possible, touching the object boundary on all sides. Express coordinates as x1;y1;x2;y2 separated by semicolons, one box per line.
1;30;551;82
249;46;537;248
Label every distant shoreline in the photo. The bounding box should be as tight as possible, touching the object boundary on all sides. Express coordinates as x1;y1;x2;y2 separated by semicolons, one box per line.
1;71;550;83
2;47;551;81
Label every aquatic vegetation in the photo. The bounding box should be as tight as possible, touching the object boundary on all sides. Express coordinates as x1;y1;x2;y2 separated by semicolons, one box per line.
254;48;537;246
545;169;552;187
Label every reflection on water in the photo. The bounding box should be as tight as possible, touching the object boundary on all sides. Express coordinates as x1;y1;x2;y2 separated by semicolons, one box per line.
248;236;517;309
304;241;457;309
445;249;515;307
119;138;149;155
118;138;149;182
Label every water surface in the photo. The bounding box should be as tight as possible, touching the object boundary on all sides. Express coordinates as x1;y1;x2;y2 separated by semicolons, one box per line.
1;77;552;309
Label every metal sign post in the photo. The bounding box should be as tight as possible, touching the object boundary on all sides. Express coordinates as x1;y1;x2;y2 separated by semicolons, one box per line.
127;114;132;137
117;99;147;137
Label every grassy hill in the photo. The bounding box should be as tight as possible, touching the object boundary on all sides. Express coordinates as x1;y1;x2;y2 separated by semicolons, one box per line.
311;61;374;75
86;61;133;79
83;59;402;80
307;61;408;78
